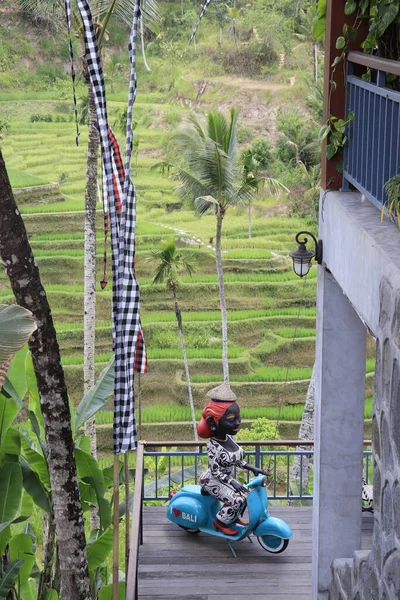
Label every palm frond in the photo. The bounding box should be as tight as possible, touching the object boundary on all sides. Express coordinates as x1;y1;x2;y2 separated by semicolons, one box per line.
17;0;66;30
226;107;239;158
187;113;207;142
194;196;219;216
193;139;235;200
174;167;210;203
91;0;160;30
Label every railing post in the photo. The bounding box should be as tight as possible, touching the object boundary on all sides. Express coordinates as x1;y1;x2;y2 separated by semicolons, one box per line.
126;443;145;600
255;444;261;469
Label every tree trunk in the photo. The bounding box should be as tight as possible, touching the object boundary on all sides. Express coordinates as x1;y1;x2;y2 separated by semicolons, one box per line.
0;151;91;600
291;365;315;493
172;286;198;441
232;20;238;48
140;17;151;73
313;42;318;85
248;203;252;239
215;211;229;382
83;85;100;530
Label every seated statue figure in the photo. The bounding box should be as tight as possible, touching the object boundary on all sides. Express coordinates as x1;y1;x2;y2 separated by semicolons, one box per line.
197;383;269;536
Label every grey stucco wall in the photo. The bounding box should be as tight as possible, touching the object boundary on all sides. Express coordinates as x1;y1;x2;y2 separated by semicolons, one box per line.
318;192;400;599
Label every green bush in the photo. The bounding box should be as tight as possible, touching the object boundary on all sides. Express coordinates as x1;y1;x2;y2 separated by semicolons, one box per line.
30;113;53;123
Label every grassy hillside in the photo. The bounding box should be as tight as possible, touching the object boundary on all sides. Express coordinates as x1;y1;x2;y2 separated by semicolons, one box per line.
0;0;375;452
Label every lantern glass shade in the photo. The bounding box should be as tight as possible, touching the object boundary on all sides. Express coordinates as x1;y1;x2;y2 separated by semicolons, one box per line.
289;243;315;278
292;256;312;278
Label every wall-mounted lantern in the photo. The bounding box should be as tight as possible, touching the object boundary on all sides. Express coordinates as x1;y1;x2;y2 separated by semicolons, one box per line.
290;231;323;278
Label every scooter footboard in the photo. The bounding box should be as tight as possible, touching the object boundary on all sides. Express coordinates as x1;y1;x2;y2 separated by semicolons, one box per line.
254;516;293;539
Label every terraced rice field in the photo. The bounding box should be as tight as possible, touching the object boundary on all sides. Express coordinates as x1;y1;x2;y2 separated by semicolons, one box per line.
0;95;375;452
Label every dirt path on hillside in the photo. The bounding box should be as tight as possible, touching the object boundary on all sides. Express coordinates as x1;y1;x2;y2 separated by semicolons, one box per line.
210;76;293;93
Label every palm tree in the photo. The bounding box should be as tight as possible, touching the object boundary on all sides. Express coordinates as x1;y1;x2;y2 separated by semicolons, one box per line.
295;5;319;84
170;109;255;382
150;240;198;440
241;147;289;239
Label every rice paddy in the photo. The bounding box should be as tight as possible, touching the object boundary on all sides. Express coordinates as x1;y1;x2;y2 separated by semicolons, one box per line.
0;93;376;448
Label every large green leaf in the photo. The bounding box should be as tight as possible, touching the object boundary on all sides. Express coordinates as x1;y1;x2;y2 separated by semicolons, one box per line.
0;559;25;598
41;590;59;600
9;533;35;586
87;527;113;573
0;462;23;524
21;460;51;513
98;582;125;600
0;427;21;462
74;357;115;435
0;516;29;536
75;448;105;497
6;347;28;400
0;305;37;364
20;429;50;488
25;352;44;433
0;392;20;449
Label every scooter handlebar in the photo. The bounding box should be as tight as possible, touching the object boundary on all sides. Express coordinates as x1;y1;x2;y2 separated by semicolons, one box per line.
245;474;268;489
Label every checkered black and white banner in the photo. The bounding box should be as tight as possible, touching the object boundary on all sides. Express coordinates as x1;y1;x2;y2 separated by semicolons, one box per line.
181;0;213;58
65;0;147;454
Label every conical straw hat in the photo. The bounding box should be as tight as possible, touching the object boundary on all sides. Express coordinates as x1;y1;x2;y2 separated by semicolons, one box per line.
206;383;237;402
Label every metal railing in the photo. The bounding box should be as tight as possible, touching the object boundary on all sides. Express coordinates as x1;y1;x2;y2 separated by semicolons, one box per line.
343;51;400;209
140;439;372;502
125;440;373;600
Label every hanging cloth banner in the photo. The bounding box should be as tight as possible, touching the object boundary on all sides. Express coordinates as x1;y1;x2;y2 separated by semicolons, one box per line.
65;0;147;454
180;0;213;58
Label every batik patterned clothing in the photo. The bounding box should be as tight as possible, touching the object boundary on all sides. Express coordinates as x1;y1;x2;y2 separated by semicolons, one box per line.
200;436;248;525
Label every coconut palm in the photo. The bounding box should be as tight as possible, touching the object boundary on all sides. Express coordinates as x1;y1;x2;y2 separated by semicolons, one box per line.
295;5;320;84
170;108;256;382
150;239;198;440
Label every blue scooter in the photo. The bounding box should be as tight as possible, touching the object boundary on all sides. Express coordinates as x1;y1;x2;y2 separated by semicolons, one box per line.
166;474;292;556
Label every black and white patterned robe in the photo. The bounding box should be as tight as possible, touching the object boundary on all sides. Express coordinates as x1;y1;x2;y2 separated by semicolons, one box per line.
200;436;248;525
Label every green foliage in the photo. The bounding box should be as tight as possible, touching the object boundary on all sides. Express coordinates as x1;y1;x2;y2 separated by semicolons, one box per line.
319;112;354;161
237;418;279;442
383;174;400;227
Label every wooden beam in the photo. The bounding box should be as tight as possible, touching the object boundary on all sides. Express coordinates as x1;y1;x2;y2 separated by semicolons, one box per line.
321;0;368;190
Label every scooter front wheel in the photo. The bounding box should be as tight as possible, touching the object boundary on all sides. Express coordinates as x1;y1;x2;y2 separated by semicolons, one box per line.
257;535;289;554
178;525;200;534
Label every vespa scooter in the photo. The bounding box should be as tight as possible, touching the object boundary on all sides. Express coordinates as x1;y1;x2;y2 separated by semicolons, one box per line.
166;473;292;556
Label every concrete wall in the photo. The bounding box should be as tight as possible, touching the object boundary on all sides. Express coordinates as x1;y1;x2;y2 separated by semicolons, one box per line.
314;191;400;599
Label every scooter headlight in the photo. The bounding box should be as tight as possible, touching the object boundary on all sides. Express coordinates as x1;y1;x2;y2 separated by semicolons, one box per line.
261;476;268;487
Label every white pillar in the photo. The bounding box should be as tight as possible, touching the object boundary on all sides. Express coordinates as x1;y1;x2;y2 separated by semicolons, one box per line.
312;268;367;599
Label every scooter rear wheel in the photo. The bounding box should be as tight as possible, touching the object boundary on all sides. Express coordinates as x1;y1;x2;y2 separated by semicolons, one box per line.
257;535;289;554
178;525;200;534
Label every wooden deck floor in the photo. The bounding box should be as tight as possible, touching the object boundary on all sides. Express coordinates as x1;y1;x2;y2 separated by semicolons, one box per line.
138;507;373;600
